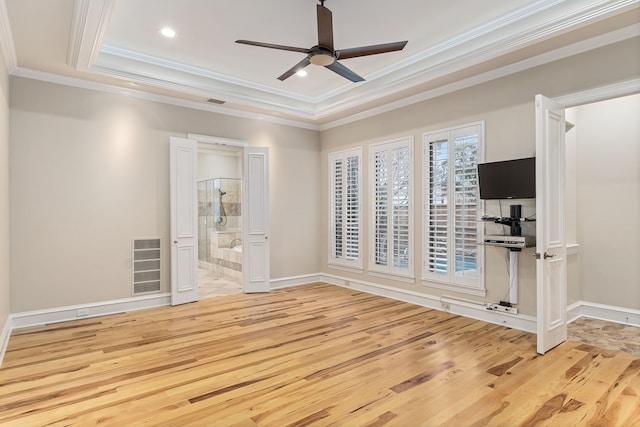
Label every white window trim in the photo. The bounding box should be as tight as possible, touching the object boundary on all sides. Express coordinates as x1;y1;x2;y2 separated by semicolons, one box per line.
368;136;414;280
328;147;363;270
421;122;485;296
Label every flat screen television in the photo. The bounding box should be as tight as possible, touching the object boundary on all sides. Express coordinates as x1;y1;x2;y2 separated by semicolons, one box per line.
478;157;536;200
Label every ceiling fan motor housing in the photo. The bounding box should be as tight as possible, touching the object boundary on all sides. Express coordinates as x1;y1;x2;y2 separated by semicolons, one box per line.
309;47;335;66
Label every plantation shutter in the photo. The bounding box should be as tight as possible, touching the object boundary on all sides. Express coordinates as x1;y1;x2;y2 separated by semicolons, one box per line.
370;137;413;278
423;124;484;293
373;150;388;266
453;127;480;280
329;148;362;268
426;134;450;275
345;155;360;261
330;157;344;259
392;146;411;268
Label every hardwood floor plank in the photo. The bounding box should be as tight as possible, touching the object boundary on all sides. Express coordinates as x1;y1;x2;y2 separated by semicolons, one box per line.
1;283;637;426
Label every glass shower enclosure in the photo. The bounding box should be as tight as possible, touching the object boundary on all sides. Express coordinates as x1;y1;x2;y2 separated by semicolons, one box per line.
197;178;242;277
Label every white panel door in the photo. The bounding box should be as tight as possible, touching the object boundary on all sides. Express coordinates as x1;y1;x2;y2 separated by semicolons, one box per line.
243;147;270;293
535;94;568;354
170;137;199;305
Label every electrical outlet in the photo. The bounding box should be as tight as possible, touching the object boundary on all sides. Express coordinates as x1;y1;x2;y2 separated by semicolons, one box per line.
441;301;451;312
76;308;89;317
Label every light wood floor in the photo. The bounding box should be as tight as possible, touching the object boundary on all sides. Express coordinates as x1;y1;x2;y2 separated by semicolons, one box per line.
1;283;638;426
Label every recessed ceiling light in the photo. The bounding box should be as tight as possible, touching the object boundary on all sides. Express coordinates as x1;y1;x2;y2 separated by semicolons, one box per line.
160;28;176;38
296;70;308;77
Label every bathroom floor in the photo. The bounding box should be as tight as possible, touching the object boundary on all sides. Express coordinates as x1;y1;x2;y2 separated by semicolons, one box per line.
568;317;640;357
198;268;242;299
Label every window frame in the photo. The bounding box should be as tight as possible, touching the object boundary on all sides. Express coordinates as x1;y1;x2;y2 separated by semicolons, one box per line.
368;136;414;280
422;122;485;296
328;147;363;270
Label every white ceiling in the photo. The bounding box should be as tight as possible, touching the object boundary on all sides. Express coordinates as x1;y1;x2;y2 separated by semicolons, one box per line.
2;0;639;128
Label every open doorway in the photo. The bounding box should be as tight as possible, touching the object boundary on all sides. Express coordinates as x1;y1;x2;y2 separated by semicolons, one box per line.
170;136;270;305
565;93;640;356
197;144;243;299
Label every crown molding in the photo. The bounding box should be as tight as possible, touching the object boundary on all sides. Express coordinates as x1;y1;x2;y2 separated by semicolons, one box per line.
314;1;640;121
10;19;638;134
86;0;639;123
100;44;317;105
68;0;116;69
87;62;319;120
319;24;640;130
0;0;17;72
11;67;320;131
555;78;640;107
8;0;639;132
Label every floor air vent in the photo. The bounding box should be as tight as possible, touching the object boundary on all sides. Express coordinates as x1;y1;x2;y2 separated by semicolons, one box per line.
132;238;161;295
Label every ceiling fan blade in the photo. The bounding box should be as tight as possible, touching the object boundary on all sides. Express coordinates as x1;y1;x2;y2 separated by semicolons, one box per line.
335;41;408;60
278;56;312;81
236;40;310;54
317;4;334;51
325;61;364;83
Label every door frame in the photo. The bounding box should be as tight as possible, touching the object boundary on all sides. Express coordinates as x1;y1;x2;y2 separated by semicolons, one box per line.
186;133;271;296
535;79;638;352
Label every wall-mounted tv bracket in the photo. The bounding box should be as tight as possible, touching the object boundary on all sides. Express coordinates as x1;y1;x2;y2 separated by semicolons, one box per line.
483;204;536;306
493;205;524;241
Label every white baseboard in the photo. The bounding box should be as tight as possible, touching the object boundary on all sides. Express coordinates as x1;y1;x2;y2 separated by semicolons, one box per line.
567;301;583;323
269;273;325;289
0;313;11;367
11;293;172;329
321;273;537;333
568;300;640;327
13;276;635;360
8;274;322;331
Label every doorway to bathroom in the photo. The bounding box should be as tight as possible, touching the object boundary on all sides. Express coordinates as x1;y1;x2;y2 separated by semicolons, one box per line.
197;144;243;298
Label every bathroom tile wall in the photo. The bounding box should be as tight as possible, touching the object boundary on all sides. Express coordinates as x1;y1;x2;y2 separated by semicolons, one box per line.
198;178;242;283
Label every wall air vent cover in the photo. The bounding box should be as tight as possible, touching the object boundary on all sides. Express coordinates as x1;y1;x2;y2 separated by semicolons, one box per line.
132;238;161;295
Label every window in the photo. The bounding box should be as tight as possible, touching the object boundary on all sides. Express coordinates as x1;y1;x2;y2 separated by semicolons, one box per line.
329;148;362;269
369;137;413;279
423;123;484;295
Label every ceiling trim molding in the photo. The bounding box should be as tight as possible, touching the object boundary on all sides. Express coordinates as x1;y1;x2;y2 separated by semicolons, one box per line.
0;0;17;72
316;21;640;123
68;0;116;69
100;44;317;104
10;67;320;131
9;21;637;134
322;0;564;97
555;78;640;107
87;63;318;120
319;24;640;130
86;0;639;122
100;0;566;109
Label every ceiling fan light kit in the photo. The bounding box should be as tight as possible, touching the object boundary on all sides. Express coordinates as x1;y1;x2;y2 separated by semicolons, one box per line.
236;0;407;82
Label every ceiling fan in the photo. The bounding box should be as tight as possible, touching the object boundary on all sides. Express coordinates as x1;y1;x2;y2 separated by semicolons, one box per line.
236;0;408;83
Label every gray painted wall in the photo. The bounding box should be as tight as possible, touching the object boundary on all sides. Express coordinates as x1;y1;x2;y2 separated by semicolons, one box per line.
0;40;10;337
319;38;640;316
9;78;321;312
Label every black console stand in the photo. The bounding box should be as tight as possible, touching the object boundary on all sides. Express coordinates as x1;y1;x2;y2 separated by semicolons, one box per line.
492;204;523;251
509;204;521;237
